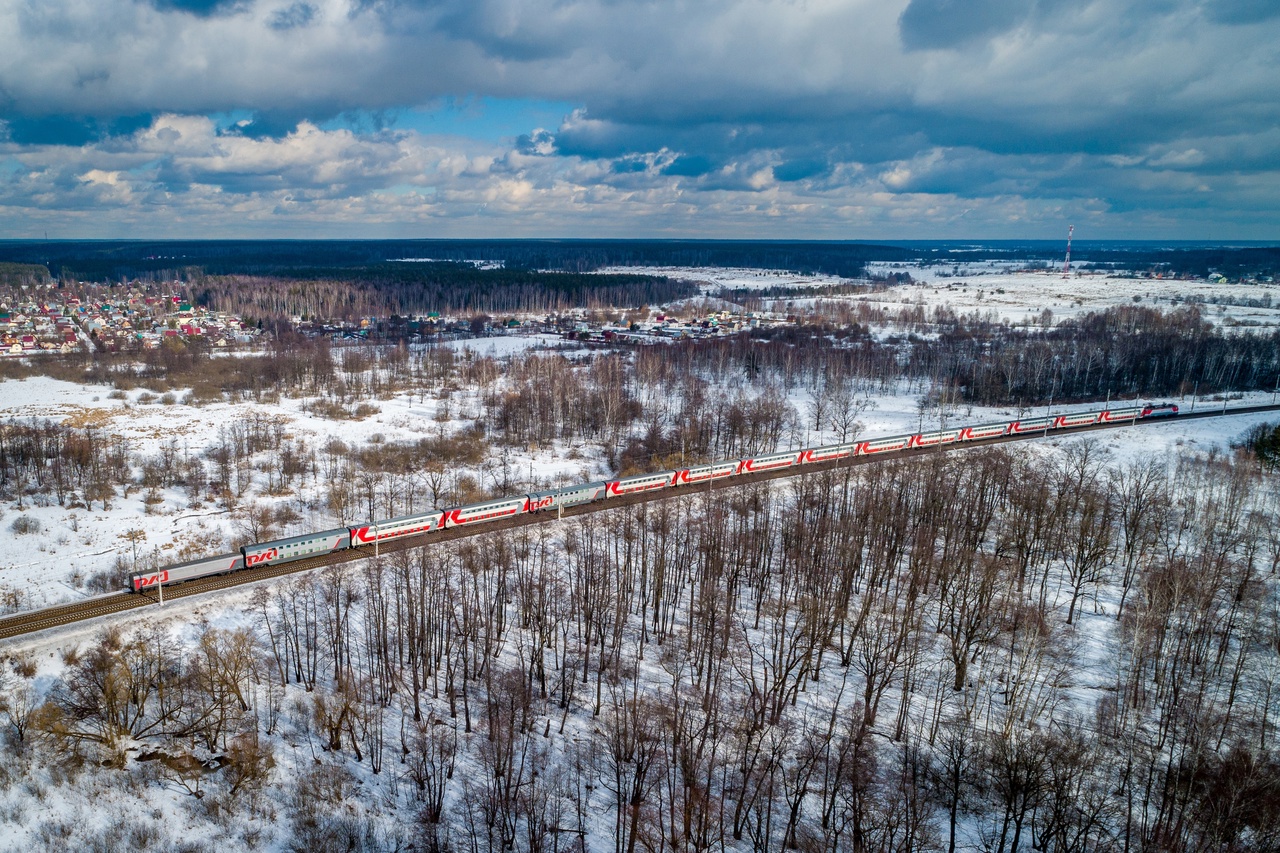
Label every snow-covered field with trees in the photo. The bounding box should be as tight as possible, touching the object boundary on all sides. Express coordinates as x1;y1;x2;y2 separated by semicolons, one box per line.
859;263;1280;329
595;262;1280;330
1;268;1279;853
593;265;852;294
1;361;1271;614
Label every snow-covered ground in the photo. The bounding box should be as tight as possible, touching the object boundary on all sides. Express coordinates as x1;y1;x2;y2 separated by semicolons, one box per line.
867;259;1049;281
0;333;595;612
387;257;505;270
437;332;574;358
860;262;1280;329
594;264;850;293
597;262;1280;329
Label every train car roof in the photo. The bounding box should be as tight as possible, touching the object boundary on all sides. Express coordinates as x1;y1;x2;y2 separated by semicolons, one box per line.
368;509;445;526
147;551;241;572
528;482;607;497
131;551;241;579
446;495;528;510
247;528;350;550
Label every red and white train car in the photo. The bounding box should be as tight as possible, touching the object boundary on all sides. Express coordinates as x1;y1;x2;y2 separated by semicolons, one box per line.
443;497;527;527
912;429;962;448
800;443;858;464
1008;417;1055;434
351;511;445;547
673;461;738;485
860;434;912;454
959;423;1010;441
1054;411;1101;429
737;450;803;474
607;471;677;497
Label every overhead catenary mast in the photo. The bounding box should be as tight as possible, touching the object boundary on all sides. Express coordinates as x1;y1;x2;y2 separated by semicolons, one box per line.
1062;224;1074;278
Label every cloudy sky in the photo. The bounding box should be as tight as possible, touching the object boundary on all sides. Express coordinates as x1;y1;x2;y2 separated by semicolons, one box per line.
1;0;1277;239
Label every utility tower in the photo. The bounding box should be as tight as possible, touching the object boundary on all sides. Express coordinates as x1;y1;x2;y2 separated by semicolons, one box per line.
1062;225;1073;278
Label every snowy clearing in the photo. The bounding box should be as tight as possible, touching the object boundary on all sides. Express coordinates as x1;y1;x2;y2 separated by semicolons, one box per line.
861;263;1280;329
593;264;850;293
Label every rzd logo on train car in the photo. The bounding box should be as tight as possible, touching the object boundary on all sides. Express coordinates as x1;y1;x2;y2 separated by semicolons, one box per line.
135;571;169;589
246;548;278;566
528;496;555;511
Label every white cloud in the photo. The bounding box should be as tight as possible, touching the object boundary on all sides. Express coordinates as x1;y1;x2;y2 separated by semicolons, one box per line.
0;112;1265;239
1;0;1274;146
1148;148;1206;168
0;0;1276;235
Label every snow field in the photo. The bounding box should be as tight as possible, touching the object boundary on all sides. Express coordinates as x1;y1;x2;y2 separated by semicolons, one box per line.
603;262;1280;329
857;263;1280;329
593;265;851;293
0;272;1278;851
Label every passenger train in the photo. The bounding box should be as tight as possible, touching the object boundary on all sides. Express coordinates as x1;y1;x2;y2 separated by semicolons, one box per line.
128;402;1179;592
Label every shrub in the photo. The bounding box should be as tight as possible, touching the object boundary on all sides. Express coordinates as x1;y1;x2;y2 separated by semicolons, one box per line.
85;564;131;594
10;651;37;678
10;516;41;536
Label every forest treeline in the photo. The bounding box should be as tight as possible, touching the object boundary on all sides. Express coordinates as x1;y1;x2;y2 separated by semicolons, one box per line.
8;301;1276;412
0;239;913;282
3;240;1276;284
1240;421;1280;471
0;262;51;287
190;267;697;320
5;446;1280;852
647;304;1280;406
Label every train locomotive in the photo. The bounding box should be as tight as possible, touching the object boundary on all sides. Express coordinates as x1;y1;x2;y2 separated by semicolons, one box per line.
129;402;1179;593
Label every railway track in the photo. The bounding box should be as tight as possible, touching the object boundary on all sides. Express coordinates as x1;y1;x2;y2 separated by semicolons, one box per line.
3;402;1278;642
